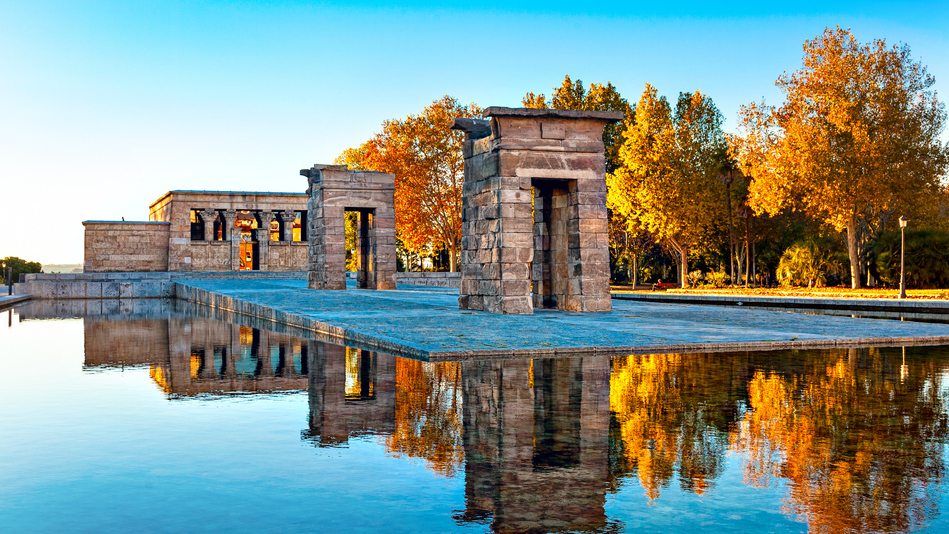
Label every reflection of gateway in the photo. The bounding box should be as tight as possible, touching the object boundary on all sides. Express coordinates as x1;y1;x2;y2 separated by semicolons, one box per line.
306;343;395;446
459;357;611;532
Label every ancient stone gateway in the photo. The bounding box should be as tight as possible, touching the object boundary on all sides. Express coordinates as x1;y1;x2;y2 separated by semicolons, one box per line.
452;107;623;314
301;164;397;290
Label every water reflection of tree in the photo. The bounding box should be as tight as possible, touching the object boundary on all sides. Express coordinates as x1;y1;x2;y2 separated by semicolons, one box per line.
608;347;949;532
386;360;465;476
730;348;949;533
608;353;745;499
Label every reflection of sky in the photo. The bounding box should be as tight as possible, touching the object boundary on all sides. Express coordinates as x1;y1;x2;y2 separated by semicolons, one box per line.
2;1;948;264
606;452;798;530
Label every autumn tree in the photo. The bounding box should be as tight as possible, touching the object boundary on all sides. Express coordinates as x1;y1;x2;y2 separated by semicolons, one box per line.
608;85;728;287
733;27;949;288
337;96;481;271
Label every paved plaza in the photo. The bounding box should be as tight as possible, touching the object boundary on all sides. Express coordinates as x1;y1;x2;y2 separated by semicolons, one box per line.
176;279;949;360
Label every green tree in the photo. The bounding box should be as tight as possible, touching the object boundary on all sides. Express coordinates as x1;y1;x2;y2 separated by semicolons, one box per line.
871;229;949;288
775;240;846;287
0;257;42;284
734;27;949;288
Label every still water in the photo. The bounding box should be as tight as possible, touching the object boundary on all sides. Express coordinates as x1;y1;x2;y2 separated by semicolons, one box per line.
3;300;949;533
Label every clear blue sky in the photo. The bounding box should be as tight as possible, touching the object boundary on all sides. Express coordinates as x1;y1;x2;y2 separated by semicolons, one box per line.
2;1;947;264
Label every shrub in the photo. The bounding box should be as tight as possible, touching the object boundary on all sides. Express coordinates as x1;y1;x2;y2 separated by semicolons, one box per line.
704;271;728;288
686;270;703;288
776;242;845;287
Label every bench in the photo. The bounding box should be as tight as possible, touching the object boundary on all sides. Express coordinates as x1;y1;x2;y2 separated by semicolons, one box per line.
652;281;679;290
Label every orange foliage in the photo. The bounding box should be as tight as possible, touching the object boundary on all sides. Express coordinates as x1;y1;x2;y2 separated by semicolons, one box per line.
336;96;481;271
386;359;464;476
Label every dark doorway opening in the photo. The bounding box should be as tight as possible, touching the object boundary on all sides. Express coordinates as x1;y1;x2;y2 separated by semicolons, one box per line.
346;208;377;289
532;358;582;469
532;178;576;309
236;211;260;271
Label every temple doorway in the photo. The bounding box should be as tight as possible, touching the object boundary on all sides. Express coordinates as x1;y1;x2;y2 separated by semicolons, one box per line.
236;211;260;271
346;207;377;289
532;178;577;310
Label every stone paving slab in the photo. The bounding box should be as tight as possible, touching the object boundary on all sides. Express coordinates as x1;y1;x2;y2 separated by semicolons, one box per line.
175;279;949;361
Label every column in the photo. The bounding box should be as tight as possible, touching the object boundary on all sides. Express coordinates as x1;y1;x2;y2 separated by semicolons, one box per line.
224;209;238;270
258;211;275;271
358;210;374;288
200;209;218;241
281;210;297;242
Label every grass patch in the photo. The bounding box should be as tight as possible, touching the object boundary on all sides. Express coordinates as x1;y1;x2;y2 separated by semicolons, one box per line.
610;286;949;300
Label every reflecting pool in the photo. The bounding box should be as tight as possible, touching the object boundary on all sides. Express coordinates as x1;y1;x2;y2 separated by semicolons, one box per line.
3;301;949;532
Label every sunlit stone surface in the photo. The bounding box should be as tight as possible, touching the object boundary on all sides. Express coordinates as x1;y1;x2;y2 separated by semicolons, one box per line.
175;278;949;359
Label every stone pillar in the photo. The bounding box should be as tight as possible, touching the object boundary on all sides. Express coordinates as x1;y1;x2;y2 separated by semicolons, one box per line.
452;108;621;314
223;209;238;270
281;210;297;242
357;210;374;288
258;211;275;271
200;209;218;242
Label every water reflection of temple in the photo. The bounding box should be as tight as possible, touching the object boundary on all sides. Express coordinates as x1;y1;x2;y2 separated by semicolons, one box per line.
82;313;308;395
305;343;396;445
459;357;611;532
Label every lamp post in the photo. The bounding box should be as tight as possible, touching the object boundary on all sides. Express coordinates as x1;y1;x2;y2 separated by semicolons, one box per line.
898;216;908;299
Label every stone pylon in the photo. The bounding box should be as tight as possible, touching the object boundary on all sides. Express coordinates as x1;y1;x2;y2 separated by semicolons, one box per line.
452;107;622;314
301;164;397;290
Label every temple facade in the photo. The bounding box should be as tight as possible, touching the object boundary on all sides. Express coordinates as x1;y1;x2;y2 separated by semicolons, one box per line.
83;190;309;272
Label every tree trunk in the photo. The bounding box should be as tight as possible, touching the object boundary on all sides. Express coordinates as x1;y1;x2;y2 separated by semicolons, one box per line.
846;219;862;289
735;243;743;287
448;245;457;273
725;184;735;284
631;253;638;288
670;241;688;289
744;216;751;287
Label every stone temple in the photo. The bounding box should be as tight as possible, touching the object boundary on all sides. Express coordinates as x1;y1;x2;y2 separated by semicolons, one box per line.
83;190;309;272
452;107;623;314
302;164;397;290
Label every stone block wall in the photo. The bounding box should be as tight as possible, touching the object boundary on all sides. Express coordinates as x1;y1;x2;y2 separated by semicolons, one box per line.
15;271;304;299
303;164;397;290
83;221;170;272
453;107;621;314
268;242;308;271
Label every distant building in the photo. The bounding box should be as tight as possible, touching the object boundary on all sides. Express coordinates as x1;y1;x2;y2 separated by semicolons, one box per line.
83;190;308;272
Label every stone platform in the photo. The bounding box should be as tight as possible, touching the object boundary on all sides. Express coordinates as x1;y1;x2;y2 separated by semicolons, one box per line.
174;279;949;361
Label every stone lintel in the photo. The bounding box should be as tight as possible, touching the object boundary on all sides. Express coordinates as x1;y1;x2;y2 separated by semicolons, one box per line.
301;164;394;191
483;106;624;122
